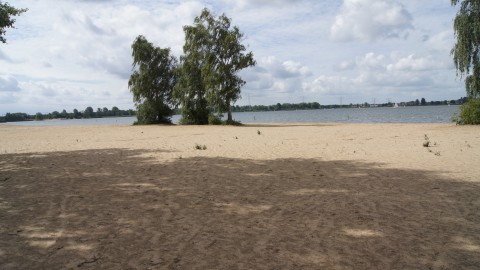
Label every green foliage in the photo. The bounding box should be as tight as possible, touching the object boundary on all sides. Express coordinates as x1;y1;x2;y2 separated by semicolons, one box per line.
206;113;242;125
174;60;210;125
173;13;211;125
225;119;242;126
111;106;120;116
208;114;222;125
0;1;27;44
84;106;94;118
450;1;480;124
128;35;177;124
174;9;255;125
135;101;158;124
34;112;43;121
454;98;480;124
199;9;256;122
3;112;29;122
73;109;81;119
1;107;136;123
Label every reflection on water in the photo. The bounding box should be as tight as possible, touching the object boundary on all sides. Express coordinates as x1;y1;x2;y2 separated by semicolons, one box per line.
1;106;459;126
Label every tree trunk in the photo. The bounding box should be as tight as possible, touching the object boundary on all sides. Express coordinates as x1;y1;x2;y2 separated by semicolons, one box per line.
226;98;232;122
227;109;232;122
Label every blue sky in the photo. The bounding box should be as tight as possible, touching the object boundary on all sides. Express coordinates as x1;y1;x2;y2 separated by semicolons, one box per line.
0;0;463;114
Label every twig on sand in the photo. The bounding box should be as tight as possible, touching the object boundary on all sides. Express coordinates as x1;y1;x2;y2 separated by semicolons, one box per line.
77;256;99;267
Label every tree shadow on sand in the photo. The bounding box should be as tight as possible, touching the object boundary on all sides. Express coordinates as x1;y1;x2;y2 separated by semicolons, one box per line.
1;149;479;269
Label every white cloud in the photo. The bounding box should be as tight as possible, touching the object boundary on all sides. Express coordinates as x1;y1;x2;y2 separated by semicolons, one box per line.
387;54;441;72
330;0;413;42
304;51;454;102
283;61;312;77
0;49;13;63
0;75;20;92
303;75;353;95
221;0;308;10
355;52;386;70
426;30;455;54
243;56;312;98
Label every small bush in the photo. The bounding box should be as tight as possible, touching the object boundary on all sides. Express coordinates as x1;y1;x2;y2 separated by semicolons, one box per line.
257;130;261;135
423;134;430;147
207;114;242;126
208;114;223;125
225;119;242;126
178;117;196;125
453;99;480;125
195;144;207;150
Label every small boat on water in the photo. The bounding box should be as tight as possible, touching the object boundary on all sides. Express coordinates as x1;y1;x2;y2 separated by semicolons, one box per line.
393;103;399;108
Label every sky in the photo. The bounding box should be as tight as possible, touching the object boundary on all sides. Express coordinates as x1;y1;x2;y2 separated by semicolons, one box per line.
0;0;464;115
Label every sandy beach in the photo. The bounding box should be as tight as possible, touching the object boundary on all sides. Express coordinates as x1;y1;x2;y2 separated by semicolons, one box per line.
0;123;479;269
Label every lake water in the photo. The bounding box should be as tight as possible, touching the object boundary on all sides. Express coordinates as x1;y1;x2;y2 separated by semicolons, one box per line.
233;106;460;124
1;106;460;126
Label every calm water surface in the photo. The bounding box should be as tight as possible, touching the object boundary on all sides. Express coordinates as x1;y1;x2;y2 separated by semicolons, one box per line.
233;106;460;124
1;106;459;126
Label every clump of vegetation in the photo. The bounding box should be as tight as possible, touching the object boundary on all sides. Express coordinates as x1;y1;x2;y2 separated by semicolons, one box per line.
423;134;430;147
424;134;441;156
195;144;207;150
423;134;438;147
257;130;261;135
208;114;223;125
453;99;480;125
225;119;242;126
206;114;242;126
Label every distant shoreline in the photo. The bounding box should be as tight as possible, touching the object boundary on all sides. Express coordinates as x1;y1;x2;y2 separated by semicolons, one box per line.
0;106;460;126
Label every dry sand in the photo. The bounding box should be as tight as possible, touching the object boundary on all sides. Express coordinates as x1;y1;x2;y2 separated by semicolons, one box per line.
0;123;479;269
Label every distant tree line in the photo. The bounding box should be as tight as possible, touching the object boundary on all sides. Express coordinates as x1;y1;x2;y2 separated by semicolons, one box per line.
0;106;135;123
399;97;467;107
229;97;467;113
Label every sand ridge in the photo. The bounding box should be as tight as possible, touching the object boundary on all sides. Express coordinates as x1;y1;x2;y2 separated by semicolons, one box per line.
0;123;479;269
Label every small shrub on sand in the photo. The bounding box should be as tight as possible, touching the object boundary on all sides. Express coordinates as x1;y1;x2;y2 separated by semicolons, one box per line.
453;99;480;125
225;119;242;126
423;134;430;147
195;144;207;150
208;114;222;125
